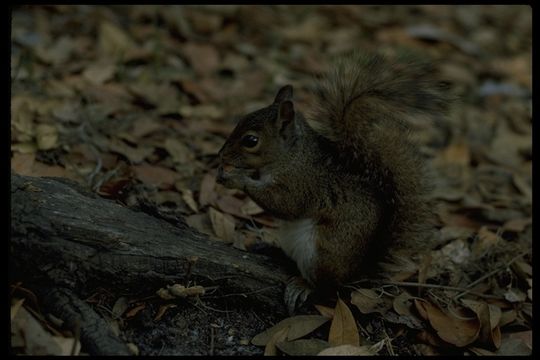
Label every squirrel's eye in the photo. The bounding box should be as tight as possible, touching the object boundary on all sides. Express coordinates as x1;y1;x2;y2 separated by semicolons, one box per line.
240;134;259;149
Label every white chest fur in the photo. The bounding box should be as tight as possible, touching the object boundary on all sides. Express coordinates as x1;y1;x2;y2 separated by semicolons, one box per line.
278;218;318;282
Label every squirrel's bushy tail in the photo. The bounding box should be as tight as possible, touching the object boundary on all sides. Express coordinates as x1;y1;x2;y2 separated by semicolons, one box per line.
310;52;449;275
310;52;448;152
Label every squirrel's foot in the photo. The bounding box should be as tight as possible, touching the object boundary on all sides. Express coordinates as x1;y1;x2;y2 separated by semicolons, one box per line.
284;276;313;315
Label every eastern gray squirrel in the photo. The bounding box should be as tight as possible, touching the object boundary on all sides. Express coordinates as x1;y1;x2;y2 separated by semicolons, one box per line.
216;52;448;312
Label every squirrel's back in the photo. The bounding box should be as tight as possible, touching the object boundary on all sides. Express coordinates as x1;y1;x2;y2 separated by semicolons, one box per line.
309;53;449;272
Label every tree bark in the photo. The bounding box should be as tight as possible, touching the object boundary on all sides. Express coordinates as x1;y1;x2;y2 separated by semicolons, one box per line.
11;173;289;353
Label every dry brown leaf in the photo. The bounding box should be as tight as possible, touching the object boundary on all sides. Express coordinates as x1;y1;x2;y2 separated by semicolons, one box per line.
473;226;501;256
462;299;501;349
82;62;116;85
215;194;247;218
35;124;58;150
393;291;416;317
511;260;532;278
318;344;374;356
131;117;163;138
315;304;335;318
508;331;532;350
99;21;137;56
180;189;198;213
251;315;330;346
10;298;25;321
504;288;526;303
497;334;532;355
164;137;194;164
181;43;220;76
30;161;68;178
154;304;177;321
440;141;470;166
185;213;214;236
351;288;392;314
241;198;264;216
11;153;36;176
199;172;217;207
208;207;236;243
109;138;154;164
277;339;330;356
264;326;289;356
132;163;180;189
503;217;532;233
112;297;129;319
419;301;480;347
498;309;517;327
125;304;146;318
328;298;360;347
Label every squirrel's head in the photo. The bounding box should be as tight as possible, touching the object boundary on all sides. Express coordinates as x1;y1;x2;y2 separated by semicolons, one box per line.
217;85;297;188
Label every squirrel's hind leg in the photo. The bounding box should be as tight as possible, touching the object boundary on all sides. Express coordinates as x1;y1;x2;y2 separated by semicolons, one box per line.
284;276;313;315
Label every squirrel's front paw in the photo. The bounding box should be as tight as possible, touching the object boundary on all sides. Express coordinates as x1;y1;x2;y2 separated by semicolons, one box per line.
284;276;313;315
216;166;257;190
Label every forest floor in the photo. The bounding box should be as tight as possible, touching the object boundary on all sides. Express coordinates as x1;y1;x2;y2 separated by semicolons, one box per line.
11;5;531;356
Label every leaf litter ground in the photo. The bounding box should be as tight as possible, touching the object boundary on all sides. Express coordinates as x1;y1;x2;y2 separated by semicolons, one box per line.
11;5;531;356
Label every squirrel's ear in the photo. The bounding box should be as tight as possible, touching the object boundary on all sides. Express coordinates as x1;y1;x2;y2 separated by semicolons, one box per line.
274;85;293;103
277;100;295;130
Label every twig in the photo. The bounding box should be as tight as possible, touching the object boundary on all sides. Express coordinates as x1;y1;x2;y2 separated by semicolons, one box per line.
205;285;279;299
453;249;530;300
209;325;215;356
378;281;504;300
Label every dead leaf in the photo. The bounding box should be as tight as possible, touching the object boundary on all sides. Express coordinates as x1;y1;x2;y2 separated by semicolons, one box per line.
241;198;264;216
251;315;330;346
11;153;36;175
51;336;81;356
132;163;181;189
185;213;214;236
112;297;128;319
208;207;236;243
11;306;66;355
264;326;289;356
99;21;137;57
416;301;480;347
504;288;526;303
472;226;501;256
351;288;392;314
164;137;194;164
511;260;532;281
181;43;220;76
109;138;154;164
498;309;517;327
314;304;335;318
82;62;116;85
154;304;177;321
503;217;532;233
131;117;163;138
508;331;532;350
125;303;146;318
440;141;470;166
199;172;217;207
35;124;58;150
215;194;246;218
328;298;360;347
179;188;198;213
497;335;532;355
318;344;374;356
277;339;330;356
393;291;415;317
10;298;25;321
461;299;501;349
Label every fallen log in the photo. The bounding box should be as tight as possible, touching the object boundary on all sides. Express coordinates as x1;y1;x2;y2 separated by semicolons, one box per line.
10;173;289;354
